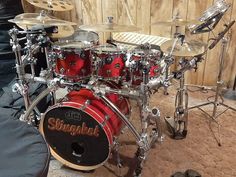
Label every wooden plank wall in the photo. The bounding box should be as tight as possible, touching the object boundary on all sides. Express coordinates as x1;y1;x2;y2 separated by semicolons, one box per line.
22;0;236;87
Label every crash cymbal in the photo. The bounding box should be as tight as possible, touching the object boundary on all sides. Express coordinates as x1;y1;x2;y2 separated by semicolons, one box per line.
9;13;77;26
160;39;207;57
26;0;74;11
15;22;74;38
79;23;141;32
152;19;201;26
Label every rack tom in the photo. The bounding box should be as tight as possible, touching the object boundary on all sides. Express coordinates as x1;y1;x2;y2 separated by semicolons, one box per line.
50;30;99;81
91;44;127;81
126;49;163;86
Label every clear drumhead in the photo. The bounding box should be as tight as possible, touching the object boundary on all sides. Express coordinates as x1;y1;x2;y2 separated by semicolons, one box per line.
199;0;230;21
53;41;93;50
92;44;127;54
59;29;99;44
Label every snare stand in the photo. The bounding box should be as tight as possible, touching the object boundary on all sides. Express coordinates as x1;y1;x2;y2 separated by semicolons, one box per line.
188;37;236;145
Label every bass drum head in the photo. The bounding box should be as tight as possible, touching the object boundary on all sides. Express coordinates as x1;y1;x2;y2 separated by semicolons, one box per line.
40;104;111;171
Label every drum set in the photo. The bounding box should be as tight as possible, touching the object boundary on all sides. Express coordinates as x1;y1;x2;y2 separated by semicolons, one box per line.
8;0;234;176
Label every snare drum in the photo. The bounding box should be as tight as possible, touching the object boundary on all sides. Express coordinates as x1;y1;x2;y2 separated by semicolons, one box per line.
91;44;127;81
126;49;163;86
50;30;99;81
40;81;130;171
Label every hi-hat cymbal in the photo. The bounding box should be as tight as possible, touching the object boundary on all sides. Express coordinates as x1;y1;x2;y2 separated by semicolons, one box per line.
160;39;207;57
9;13;77;26
79;23;141;32
152;19;201;27
26;0;74;11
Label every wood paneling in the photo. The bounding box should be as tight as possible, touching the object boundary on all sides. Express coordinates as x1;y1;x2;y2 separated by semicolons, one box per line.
150;0;173;37
227;0;236;87
184;0;213;85
136;0;151;34
22;0;236;87
203;0;234;86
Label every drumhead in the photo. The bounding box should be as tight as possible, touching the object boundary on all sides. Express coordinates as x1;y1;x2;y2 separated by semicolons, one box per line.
92;44;127;54
53;41;93;50
59;29;99;44
131;49;161;57
40;104;111;170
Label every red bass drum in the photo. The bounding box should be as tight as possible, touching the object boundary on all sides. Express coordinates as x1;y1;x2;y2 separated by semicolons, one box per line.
40;81;130;171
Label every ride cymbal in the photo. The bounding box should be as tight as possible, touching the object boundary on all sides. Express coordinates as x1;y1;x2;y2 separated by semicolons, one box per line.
160;39;207;57
26;0;74;11
79;23;141;32
152;19;201;27
8;13;77;26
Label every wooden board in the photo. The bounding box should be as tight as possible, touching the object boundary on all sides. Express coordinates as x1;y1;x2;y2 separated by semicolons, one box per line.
150;0;173;38
184;0;214;85
203;0;234;86
117;0;137;26
136;0;151;34
226;1;236;88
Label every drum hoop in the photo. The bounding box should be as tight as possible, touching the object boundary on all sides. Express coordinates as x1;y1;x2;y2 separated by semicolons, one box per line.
53;73;92;80
131;49;161;56
39;102;113;171
92;45;127;55
52;42;93;51
71;30;99;43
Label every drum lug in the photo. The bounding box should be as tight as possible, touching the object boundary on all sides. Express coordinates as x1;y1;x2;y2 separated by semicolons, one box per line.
80;51;86;59
123;54;127;62
59;68;65;74
106;70;111;76
101;115;110;128
105;56;114;64
114;63;120;69
58;52;65;60
79;100;91;111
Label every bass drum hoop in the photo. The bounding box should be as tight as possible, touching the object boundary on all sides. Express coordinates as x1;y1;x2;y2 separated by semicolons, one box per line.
39;102;113;171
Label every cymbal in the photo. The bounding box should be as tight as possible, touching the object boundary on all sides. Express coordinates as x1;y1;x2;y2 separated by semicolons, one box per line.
160;39;207;57
79;24;141;32
16;23;74;38
152;19;201;27
9;13;77;26
26;0;74;11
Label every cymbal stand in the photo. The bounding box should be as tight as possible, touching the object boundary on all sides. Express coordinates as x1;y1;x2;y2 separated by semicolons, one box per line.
187;20;236;145
9;27;31;116
163;12;182;95
188;37;236;145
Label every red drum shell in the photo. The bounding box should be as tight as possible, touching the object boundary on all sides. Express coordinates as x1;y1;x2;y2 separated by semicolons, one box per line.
127;49;163;86
92;45;127;81
40;81;130;171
